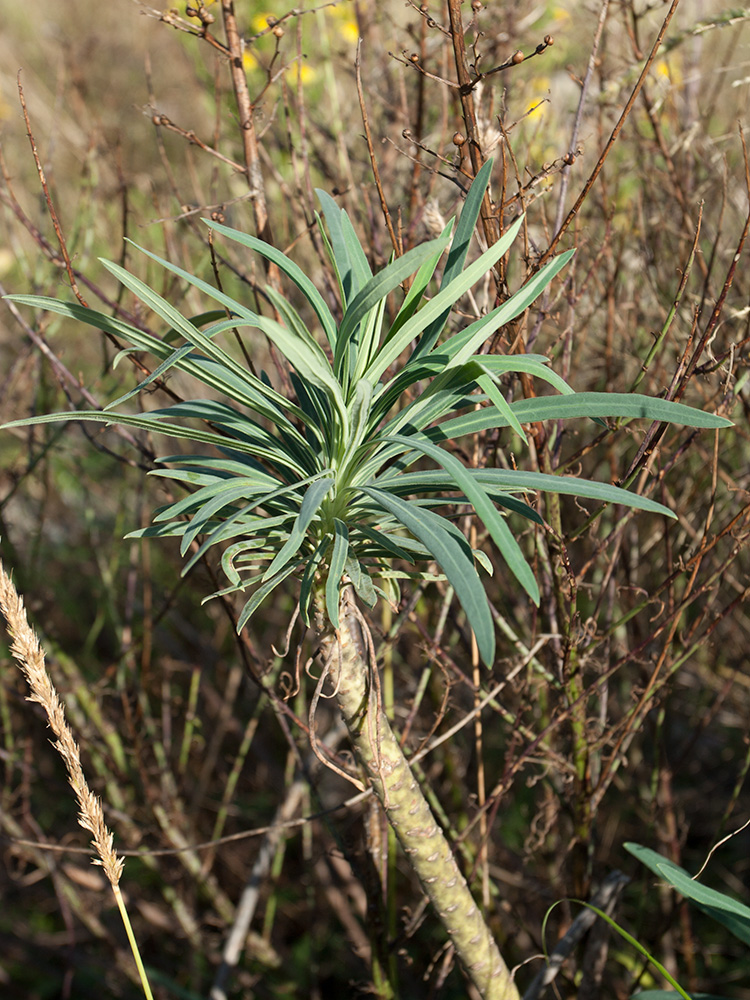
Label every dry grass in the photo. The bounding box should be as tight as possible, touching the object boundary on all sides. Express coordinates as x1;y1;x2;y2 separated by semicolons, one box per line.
0;558;123;889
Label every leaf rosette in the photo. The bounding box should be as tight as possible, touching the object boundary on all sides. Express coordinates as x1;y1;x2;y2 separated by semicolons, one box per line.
3;162;731;665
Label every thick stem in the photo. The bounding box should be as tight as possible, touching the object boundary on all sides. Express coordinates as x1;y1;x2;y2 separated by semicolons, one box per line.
325;587;520;1000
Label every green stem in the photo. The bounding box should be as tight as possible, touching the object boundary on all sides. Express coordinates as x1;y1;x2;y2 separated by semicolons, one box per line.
112;883;155;1000
324;587;520;1000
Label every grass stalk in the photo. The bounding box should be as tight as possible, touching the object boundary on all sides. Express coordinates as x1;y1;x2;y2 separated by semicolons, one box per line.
0;557;154;1000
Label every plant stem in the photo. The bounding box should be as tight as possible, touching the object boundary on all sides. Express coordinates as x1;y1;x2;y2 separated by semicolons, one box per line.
324;587;520;1000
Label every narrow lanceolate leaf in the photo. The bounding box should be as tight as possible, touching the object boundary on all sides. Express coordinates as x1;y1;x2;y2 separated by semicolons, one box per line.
197;219;338;348
428;392;732;442
386;218;454;348
360;486;495;665
334;235;451;380
625;843;750;948
475;369;527;442
439;249;576;372
409;157;494;362
326;520;350;628
263;476;335;580
104;250;348;427
236;563;300;632
387;434;540;605
338;378;373;479
364;214;526;385
475;469;677;518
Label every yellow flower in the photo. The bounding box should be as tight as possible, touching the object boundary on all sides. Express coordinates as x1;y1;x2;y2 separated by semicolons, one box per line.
185;0;216;20
242;49;259;72
524;76;550;121
251;11;276;34
286;63;317;86
337;19;359;44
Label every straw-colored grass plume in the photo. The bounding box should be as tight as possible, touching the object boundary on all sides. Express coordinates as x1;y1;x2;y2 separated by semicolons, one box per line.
0;557;153;999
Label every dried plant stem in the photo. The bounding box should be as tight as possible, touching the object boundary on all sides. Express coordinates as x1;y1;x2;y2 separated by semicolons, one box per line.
0;559;154;1000
323;587;520;1000
220;0;281;291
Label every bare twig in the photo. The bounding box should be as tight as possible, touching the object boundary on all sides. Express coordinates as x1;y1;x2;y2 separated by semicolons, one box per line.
538;0;684;267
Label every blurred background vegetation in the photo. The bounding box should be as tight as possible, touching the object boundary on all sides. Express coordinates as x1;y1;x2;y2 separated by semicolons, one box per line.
1;1;750;998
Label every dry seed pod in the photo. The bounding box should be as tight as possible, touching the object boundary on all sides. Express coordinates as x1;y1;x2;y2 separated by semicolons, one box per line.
512;50;524;65
453;132;466;146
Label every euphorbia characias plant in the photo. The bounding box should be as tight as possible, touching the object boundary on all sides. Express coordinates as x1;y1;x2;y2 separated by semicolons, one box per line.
3;160;730;999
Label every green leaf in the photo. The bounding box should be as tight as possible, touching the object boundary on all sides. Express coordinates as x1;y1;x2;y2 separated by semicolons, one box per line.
429;392;732;442
197;218;338;348
263;476;335;580
410;157;494;361
236;563;300;631
626;843;750;947
344;554;377;607
326;519;350;628
387;434;539;605
476;368;528;442
364;214;526;385
361;486;495;665
475;469;677;518
315;190;372;306
338;378;374;478
105;250;348;428
439;250;576;372
334;235;450;382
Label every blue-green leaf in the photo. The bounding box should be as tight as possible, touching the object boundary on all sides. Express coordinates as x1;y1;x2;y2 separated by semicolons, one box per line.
198;218;338;348
361;486;495;665
263;476;335;580
334;235;450;381
387;434;539;605
626;843;750;947
410;157;494;361
236;563;300;631
364;214;526;385
326;519;350;628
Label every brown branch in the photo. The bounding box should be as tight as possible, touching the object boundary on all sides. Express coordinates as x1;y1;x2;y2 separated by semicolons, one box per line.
537;0;684;268
220;0;280;288
17;75;88;308
356;40;400;255
446;0;499;248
